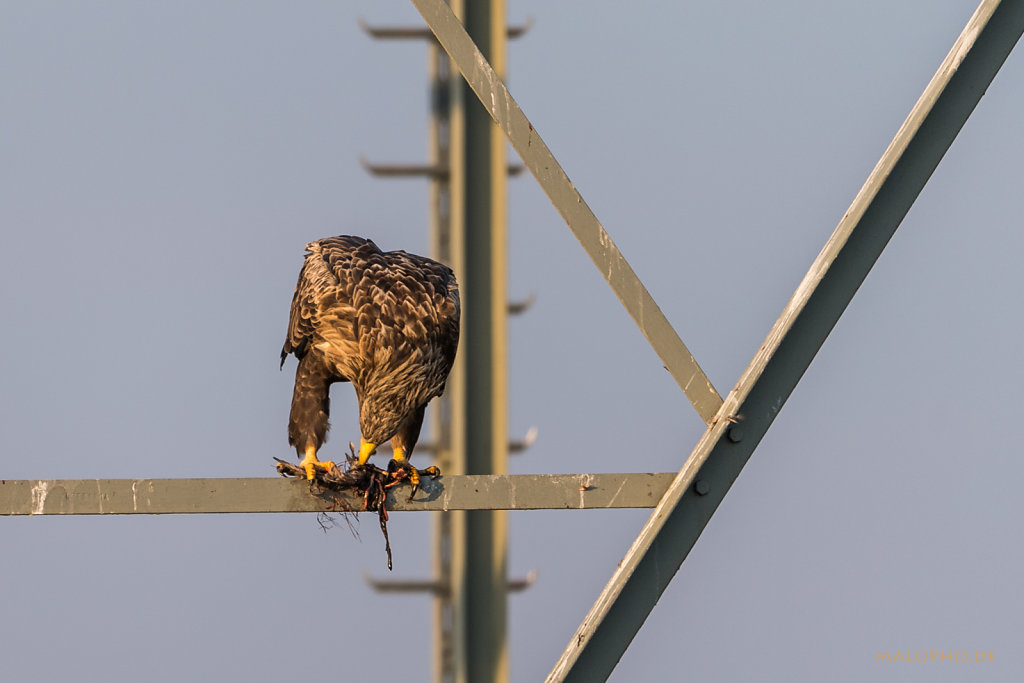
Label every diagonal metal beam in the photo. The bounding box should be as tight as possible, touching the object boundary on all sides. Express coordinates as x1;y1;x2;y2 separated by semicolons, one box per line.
545;1;1024;680
410;0;723;424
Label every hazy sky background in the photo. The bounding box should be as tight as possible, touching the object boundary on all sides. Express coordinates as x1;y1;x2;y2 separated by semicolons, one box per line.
2;1;1021;681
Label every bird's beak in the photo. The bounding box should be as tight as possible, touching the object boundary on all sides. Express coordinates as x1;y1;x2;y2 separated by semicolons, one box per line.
358;439;377;465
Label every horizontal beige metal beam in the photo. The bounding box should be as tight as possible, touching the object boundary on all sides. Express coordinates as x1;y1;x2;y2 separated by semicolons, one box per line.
0;473;674;516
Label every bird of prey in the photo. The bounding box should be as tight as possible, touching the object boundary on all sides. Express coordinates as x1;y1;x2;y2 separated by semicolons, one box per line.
281;235;460;485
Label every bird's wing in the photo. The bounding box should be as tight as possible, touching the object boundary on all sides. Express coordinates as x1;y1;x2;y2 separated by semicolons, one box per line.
281;237;371;367
284;236;460;401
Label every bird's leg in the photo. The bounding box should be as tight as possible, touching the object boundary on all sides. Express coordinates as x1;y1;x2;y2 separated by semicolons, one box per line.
299;445;336;481
386;444;440;498
389;444;419;488
385;405;439;494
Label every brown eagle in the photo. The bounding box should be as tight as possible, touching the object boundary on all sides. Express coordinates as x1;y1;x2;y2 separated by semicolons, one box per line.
281;235;460;484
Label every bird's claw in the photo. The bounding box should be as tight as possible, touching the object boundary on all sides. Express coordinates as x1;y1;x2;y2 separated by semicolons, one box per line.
386;460;440;500
302;459;337;481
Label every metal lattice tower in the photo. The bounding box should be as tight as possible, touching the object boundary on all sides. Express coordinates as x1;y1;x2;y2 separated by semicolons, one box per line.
361;3;531;680
4;1;1022;681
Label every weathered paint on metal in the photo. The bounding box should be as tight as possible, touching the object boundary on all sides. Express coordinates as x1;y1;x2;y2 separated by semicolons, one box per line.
409;0;723;425
545;2;1024;680
0;473;676;515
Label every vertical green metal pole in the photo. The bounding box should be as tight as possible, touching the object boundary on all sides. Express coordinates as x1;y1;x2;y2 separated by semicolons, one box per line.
445;2;470;680
428;27;460;683
449;1;509;682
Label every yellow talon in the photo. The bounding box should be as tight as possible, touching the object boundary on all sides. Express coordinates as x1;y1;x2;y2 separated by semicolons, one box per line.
300;446;335;481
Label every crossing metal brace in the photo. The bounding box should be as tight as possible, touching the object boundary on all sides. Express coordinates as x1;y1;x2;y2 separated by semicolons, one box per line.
409;0;1023;680
410;0;724;425
546;2;1024;681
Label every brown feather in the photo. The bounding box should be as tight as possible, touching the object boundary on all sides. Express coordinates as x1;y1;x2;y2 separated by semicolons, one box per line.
282;236;460;457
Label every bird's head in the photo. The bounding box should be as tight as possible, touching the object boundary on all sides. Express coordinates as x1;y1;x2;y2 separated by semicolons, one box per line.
359;393;412;445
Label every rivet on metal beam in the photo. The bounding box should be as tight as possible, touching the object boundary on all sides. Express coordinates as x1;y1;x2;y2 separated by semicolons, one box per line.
727;426;744;443
693;479;710;497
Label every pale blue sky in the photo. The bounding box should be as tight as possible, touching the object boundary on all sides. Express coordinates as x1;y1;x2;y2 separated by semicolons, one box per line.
2;1;1021;680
